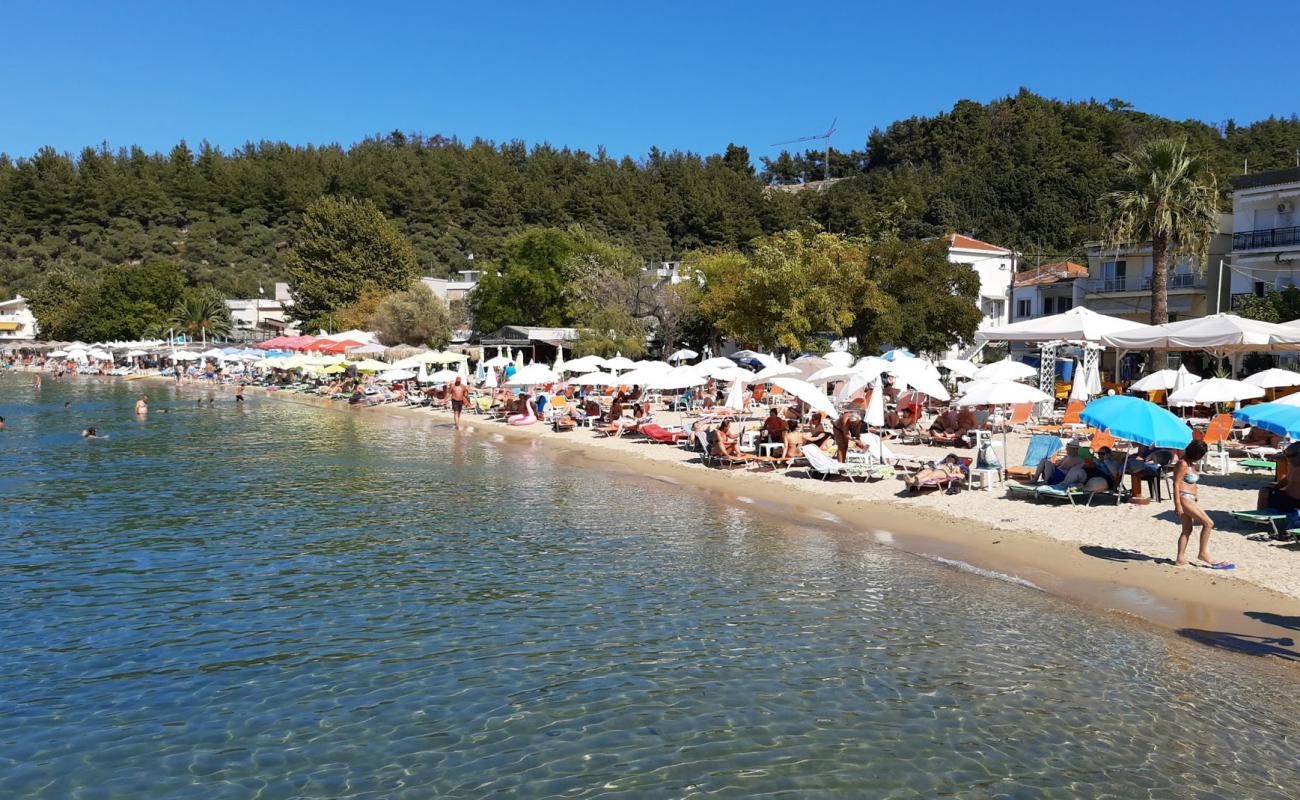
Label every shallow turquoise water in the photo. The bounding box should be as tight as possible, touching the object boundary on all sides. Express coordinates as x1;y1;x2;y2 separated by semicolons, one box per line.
2;374;1299;798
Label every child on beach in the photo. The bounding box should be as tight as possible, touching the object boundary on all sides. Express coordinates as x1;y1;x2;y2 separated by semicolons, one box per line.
1173;440;1233;570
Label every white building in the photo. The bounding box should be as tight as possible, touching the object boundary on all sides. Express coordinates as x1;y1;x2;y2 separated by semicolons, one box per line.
225;283;297;336
1228;166;1300;308
1010;261;1088;321
0;295;39;342
421;270;480;305
945;233;1015;333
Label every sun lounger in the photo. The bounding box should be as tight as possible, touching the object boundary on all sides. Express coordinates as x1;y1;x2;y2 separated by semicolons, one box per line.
1005;434;1064;482
1004;479;1120;506
802;444;878;482
1237;459;1277;475
1230;509;1290;537
640;423;687;444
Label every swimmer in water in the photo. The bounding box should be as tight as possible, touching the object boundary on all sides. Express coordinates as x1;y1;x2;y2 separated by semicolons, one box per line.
64;402;72;410
82;426;99;439
134;396;148;416
0;416;5;430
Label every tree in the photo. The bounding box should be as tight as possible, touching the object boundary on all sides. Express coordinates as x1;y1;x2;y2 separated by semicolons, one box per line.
467;225;598;333
855;237;983;354
1103;137;1220;366
285;195;419;331
1234;286;1300;324
87;260;185;341
370;282;451;348
170;287;232;342
26;269;93;341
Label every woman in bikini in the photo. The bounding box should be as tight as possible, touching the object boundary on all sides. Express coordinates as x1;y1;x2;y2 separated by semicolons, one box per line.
1173;439;1233;570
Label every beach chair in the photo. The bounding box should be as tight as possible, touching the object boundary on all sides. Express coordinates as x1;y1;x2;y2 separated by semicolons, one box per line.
1238;458;1278;476
802;444;876;482
989;403;1033;432
1005;480;1104;506
1028;400;1084;435
640;423;688;444
1230;509;1290;538
1196;413;1235;448
1005;435;1064;482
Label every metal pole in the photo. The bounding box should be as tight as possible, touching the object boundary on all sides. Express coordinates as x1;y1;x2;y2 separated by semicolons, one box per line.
1216;258;1224;314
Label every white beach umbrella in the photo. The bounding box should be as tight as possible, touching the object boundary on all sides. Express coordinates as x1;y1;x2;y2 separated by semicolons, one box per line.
483;354;513;368
695;356;737;372
618;363;672;386
667;349;698;362
863;378;886;427
771;377;839;419
649;366;707;391
378;369;417;382
753;363;800;381
425;368;461;384
126;349;148;357
483;367;498;388
1243;368;1300;389
1171;364;1198;397
172;351;200;361
806;365;859;385
506;363;560;386
710;365;756;383
939;358;979;379
561;355;606;374
571;371;620;387
723;379;746;411
48;349;69;357
974;357;1036;382
888;359;951;402
553;348;565;372
1068;360;1095;403
604;354;637;372
1130;369;1191;393
956;380;1052;407
1168;377;1264;407
822;351;853;369
201;347;225;358
514;350;525;371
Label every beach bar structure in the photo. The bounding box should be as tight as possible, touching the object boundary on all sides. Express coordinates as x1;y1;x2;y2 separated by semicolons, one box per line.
476;325;579;365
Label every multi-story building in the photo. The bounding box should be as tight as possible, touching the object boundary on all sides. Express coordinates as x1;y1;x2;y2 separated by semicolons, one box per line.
1227;166;1300;308
421;270;481;305
0;295;39;343
225;283;297;338
945;233;1016;332
1081;215;1233;324
1010;261;1087;321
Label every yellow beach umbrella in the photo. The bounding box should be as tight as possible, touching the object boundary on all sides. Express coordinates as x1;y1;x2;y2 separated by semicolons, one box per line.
350;359;391;372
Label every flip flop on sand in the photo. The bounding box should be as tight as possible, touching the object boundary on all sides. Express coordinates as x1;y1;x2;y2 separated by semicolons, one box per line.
1200;561;1236;570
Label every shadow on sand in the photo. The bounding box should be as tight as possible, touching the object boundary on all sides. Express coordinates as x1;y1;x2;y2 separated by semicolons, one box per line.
1078;545;1176;566
1177;628;1300;662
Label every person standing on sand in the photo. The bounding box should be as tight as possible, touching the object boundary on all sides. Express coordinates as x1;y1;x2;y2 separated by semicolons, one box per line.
134;396;148;416
448;377;469;428
1173;440;1233;570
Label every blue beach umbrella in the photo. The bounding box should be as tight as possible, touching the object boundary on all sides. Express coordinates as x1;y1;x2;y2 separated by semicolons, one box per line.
1080;395;1192;448
1233;402;1300;439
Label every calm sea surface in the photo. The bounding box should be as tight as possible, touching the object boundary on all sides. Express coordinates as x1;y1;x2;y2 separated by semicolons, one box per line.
2;374;1299;798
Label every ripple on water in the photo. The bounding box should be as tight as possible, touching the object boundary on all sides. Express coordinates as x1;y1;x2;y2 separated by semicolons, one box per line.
1;375;1299;798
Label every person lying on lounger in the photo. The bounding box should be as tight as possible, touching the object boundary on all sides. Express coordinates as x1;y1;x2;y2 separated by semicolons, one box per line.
1241;426;1283;449
710;419;766;461
1034;442;1084;483
903;454;963;489
1258;441;1300;512
1052;446;1124;492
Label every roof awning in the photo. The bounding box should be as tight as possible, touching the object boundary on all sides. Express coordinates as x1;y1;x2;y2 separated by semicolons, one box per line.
0;322;19;331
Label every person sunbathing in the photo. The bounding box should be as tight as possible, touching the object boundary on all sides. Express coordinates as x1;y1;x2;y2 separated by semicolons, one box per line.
1034;442;1084;483
903;454;963;489
1241;426;1282;449
711;419;760;461
1258;441;1300;512
781;418;831;456
1052;446;1124;492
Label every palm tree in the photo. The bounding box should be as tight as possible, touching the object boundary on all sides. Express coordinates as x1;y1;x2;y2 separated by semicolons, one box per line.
171;292;232;344
1104;137;1220;366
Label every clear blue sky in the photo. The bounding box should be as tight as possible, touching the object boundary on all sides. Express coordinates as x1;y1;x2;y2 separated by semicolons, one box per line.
3;0;1296;161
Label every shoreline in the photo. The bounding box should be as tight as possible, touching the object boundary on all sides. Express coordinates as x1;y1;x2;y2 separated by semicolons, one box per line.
223;381;1300;667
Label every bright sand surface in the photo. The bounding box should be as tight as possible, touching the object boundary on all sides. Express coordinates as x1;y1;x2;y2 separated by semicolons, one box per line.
244;385;1300;658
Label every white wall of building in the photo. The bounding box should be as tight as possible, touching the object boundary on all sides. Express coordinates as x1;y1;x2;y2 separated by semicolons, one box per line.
0;295;39;341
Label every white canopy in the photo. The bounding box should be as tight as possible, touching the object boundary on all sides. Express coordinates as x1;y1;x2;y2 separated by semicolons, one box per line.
974;357;1036;382
423;368;461;384
977;306;1156;343
1243;368;1300;389
571;371;619;387
1168;377;1264;407
709;366;756;383
649;366;707;391
956;380;1052;407
667;349;698;362
483;354;514;368
753;363;800;381
939;358;978;379
1101;313;1300;352
604;355;637;371
616;363;673;386
695;356;737;372
318;329;377;343
378;369;417;382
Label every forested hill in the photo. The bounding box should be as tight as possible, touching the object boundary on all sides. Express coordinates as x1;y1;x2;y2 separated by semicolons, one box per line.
2;89;1299;300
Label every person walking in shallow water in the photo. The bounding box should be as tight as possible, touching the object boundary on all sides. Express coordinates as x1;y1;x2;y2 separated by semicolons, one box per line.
134;396;148;416
1173;439;1233;570
447;377;469;428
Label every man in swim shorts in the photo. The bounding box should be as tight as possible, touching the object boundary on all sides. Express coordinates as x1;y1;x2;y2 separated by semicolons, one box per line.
447;377;469;428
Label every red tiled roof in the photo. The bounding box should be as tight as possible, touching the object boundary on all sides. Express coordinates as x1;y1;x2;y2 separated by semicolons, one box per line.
947;233;1010;254
1012;261;1087;287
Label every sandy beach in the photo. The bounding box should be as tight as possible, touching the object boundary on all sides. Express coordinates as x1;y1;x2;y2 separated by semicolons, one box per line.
226;383;1300;660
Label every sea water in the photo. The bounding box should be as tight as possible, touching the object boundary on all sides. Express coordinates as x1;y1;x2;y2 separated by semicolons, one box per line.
2;375;1299;798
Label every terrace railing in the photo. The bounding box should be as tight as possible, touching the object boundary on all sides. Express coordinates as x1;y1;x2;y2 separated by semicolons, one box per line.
1233;226;1300;251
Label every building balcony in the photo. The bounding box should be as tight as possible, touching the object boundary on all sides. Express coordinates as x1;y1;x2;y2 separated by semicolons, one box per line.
1233;226;1300;251
1086;274;1203;294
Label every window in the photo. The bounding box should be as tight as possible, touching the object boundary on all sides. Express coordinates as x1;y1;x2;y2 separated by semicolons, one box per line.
1059;297;1072;311
1016;299;1031;319
1044;297;1055;315
1102;260;1127;291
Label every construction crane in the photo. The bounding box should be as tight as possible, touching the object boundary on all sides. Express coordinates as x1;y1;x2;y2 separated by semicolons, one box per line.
771;118;837;182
